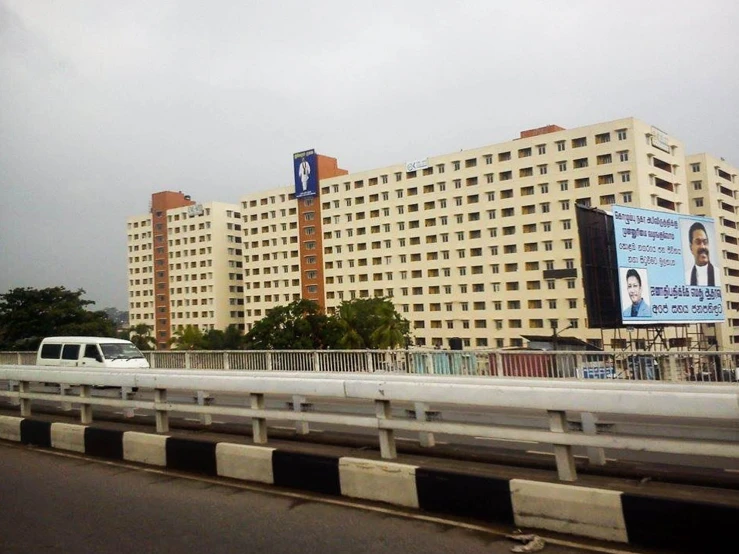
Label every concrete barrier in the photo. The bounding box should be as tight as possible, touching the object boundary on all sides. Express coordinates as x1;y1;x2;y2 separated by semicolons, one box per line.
0;415;21;441
510;479;628;542
339;457;419;508
216;443;274;484
50;422;86;453
123;431;168;466
1;415;736;553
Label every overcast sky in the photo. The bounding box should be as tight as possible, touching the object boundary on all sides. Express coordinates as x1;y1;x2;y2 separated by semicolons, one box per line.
1;0;737;310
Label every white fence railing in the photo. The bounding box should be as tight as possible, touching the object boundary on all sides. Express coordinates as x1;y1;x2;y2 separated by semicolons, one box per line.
2;349;738;382
1;365;738;482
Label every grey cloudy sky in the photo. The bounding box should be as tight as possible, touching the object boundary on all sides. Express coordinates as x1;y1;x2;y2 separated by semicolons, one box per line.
1;0;738;310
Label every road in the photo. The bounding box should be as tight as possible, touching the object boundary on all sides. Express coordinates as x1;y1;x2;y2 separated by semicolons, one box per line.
0;443;644;554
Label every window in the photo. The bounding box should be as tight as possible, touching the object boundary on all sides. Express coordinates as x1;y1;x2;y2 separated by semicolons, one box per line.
690;163;701;172
621;172;631;183
617;129;627;140
537;144;546;155
600;194;616;205
558;161;567;171
556;140;565;151
695;198;704;207
692;181;702;190
621;192;632;203
595;132;610;144
572;137;587;148
573;158;588;169
559;180;568;191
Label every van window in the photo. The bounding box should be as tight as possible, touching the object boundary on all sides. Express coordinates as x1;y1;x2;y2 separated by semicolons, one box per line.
84;344;103;362
61;344;81;360
40;344;62;359
100;343;145;360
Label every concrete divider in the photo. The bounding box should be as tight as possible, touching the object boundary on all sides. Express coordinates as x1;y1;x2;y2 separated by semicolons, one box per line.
0;415;21;441
50;422;86;453
339;457;419;508
123;431;168;466
2;416;737;553
216;443;274;484
510;479;628;543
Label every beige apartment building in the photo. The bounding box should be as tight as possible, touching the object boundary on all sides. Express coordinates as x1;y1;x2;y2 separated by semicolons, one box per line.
129;117;739;350
127;191;244;349
684;153;739;348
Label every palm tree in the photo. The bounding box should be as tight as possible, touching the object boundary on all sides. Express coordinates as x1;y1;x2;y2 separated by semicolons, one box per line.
169;325;204;350
129;323;156;350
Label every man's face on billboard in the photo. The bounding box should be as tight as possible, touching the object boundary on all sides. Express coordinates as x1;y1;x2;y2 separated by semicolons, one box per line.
690;229;710;266
626;276;642;304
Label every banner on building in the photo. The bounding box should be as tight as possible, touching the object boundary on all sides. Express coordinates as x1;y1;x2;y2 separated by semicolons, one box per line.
612;205;724;325
294;149;318;199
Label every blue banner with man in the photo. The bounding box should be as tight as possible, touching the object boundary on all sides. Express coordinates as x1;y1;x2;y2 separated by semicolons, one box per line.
612;205;724;324
293;149;318;199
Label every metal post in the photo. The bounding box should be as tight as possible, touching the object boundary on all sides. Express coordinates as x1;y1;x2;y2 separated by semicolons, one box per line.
313;351;320;372
224;352;230;370
581;412;606;466
155;388;169;433
79;385;93;424
196;391;212;425
121;387;135;418
251;393;267;444
59;384;73;411
548;409;576;481
19;381;31;417
266;352;273;371
292;394;309;435
375;399;397;459
9;380;20;407
414;402;435;448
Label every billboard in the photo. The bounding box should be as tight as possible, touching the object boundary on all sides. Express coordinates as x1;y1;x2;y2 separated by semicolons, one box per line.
293;149;318;199
612;205;724;325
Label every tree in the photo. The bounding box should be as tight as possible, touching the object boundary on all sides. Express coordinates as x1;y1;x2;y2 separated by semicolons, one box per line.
169;325;204;350
243;299;340;350
333;297;410;349
0;287;116;350
202;325;244;350
129;323;156;351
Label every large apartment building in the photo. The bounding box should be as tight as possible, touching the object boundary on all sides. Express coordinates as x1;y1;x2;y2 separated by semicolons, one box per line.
127;191;244;349
127;117;739;350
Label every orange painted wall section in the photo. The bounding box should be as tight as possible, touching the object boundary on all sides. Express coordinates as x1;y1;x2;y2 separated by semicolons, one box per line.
150;191;194;349
298;154;347;310
519;124;565;139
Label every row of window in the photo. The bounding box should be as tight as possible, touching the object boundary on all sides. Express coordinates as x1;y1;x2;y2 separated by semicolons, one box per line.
318;130;631;192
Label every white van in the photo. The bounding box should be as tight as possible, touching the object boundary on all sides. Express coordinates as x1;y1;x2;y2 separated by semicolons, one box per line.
37;337;150;369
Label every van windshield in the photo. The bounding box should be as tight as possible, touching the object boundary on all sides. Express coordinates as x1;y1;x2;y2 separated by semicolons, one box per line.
99;343;146;361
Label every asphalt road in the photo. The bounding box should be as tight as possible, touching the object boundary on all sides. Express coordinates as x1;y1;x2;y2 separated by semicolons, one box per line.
0;443;636;554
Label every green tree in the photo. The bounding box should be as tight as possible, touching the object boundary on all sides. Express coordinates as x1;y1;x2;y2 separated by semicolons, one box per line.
334;297;410;349
129;323;156;350
243;299;340;350
169;325;205;350
202;325;244;350
0;287;116;350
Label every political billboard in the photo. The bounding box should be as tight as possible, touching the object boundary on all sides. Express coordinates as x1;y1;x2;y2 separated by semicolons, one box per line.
294;149;318;199
612;205;724;325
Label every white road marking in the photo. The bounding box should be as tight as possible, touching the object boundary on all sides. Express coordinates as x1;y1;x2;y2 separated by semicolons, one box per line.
725;469;739;473
474;436;538;444
527;450;617;462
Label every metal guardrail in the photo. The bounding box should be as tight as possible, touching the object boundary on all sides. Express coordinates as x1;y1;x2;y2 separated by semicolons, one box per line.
2;349;738;382
1;365;737;482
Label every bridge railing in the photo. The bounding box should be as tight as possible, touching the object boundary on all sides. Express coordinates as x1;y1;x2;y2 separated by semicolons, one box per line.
1;366;737;482
2;349;738;382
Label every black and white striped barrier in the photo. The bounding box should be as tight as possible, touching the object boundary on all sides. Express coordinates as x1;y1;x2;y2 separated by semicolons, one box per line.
1;414;734;553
